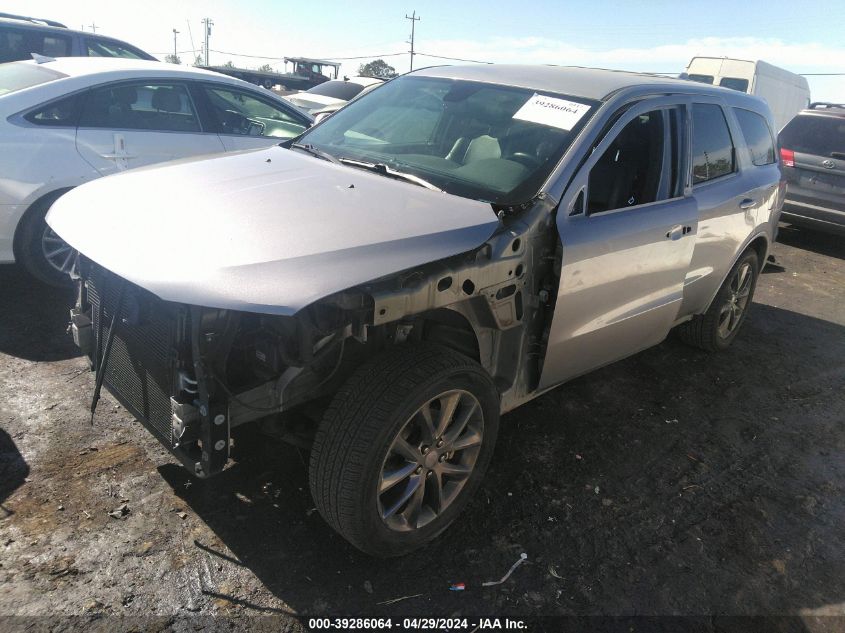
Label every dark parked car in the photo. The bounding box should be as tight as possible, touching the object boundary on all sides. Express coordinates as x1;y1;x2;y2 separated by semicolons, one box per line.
0;14;155;64
779;102;845;234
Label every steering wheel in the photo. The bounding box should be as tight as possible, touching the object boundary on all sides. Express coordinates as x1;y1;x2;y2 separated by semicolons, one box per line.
221;109;265;136
508;152;542;169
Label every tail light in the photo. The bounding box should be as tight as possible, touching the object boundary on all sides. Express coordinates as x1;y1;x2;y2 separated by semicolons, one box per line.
780;148;795;167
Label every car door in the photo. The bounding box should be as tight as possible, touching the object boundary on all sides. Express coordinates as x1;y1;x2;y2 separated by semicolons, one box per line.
196;83;311;151
677;100;775;317
539;98;698;389
75;80;225;176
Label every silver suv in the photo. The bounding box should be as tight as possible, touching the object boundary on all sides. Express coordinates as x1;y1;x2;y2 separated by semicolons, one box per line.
49;65;783;556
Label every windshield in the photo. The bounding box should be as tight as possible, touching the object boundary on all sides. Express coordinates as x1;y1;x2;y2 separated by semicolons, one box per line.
305;80;367;100
297;76;598;204
0;62;65;96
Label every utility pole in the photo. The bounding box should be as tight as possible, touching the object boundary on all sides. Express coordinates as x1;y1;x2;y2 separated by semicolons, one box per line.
172;29;180;58
405;11;420;71
88;22;97;33
201;18;214;66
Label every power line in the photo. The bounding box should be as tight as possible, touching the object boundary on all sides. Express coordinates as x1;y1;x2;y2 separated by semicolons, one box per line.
415;52;493;64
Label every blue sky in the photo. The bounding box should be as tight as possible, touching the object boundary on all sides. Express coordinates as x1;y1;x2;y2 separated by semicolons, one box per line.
9;0;845;99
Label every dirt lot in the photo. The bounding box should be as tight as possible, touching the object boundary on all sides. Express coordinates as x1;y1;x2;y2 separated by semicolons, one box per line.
1;226;843;629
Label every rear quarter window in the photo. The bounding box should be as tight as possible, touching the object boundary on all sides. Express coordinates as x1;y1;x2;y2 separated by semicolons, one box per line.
779;114;845;158
733;108;776;166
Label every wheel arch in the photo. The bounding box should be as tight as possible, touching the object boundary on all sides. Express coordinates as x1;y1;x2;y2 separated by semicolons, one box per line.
702;231;769;313
12;187;75;262
417;306;482;363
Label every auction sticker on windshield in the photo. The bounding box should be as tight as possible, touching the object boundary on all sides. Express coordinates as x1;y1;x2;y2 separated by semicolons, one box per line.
513;93;590;131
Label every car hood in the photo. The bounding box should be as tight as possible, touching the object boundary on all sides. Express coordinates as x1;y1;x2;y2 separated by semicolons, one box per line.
47;146;499;315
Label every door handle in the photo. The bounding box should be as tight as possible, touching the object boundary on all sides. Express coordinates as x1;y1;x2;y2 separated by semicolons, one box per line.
666;225;684;240
98;153;138;159
739;198;756;210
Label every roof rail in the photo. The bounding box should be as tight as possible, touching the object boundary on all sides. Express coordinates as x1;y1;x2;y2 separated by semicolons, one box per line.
808;102;845;110
0;12;67;28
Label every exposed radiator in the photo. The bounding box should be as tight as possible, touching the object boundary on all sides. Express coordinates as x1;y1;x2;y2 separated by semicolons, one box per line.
86;266;178;442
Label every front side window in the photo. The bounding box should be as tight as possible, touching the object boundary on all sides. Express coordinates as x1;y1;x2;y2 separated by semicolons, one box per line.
733;108;775;166
692;103;735;184
86;38;147;60
297;76;599;205
587;108;681;213
79;82;201;132
204;86;308;138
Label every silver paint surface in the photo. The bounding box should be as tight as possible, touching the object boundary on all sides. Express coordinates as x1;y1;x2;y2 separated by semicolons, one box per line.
47;146;499;314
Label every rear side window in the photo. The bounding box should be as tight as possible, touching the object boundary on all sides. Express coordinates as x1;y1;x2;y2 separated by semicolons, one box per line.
0;28;28;63
779;114;845;158
0;27;71;63
719;77;749;92
79;82;201;132
734;108;776;165
25;94;83;126
692;103;735;184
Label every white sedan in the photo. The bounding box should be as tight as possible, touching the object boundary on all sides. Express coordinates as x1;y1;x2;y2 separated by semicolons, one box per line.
0;57;312;284
283;75;384;116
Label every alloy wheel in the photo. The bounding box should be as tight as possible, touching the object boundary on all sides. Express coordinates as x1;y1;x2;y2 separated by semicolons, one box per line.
377;389;484;532
717;261;753;338
41;226;76;275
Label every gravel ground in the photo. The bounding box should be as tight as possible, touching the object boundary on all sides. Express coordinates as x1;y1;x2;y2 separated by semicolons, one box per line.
0;225;843;629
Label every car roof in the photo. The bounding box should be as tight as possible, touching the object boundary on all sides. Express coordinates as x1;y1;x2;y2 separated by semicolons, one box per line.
411;64;749;102
14;57;245;82
0;16;120;39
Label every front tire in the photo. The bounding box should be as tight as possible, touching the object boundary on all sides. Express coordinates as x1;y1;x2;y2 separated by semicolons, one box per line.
309;343;499;557
677;249;760;351
16;192;75;287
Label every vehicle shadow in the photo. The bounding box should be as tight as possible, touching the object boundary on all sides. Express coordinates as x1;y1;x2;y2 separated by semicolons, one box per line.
0;265;79;361
159;303;845;618
0;427;30;518
777;224;845;260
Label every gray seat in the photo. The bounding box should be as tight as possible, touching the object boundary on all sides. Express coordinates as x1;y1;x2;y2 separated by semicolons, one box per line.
446;134;502;164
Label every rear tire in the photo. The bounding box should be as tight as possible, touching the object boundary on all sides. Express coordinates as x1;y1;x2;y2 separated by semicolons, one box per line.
309;343;499;557
677;249;760;352
16;191;75;287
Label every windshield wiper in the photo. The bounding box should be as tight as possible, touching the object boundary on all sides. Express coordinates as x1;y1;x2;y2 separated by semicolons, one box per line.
338;158;443;192
290;142;341;165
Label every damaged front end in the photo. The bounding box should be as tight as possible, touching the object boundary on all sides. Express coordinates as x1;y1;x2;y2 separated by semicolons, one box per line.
71;257;373;477
69;193;561;479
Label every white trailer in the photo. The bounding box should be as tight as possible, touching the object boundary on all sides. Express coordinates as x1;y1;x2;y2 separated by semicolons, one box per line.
683;57;810;130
